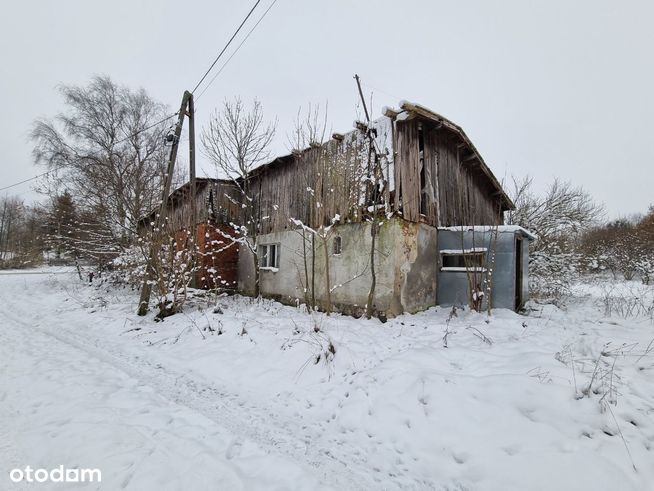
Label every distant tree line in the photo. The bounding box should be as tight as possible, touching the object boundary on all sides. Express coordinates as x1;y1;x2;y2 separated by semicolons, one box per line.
507;175;653;300
580;208;654;284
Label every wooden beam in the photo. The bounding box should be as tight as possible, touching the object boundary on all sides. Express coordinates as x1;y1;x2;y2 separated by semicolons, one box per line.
354;120;368;132
383;106;399;118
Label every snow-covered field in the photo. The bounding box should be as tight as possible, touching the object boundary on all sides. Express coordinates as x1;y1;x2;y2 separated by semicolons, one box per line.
1;268;653;490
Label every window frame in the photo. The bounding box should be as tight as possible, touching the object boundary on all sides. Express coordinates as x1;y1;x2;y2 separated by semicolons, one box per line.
259;243;280;270
440;248;487;272
332;236;342;256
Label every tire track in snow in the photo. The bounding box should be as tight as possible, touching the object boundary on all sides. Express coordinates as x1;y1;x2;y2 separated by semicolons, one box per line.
0;407;23;491
0;302;374;491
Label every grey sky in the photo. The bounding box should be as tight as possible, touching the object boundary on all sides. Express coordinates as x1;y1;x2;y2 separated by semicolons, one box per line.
1;0;652;218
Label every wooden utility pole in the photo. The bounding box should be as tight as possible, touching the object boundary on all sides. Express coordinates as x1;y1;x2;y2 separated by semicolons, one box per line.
354;74;370;122
137;90;195;316
188;93;198;287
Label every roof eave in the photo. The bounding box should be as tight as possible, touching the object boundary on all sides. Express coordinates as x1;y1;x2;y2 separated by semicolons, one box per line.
399;101;515;211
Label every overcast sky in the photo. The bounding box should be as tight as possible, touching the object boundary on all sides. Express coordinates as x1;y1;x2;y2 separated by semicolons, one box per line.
1;0;652;218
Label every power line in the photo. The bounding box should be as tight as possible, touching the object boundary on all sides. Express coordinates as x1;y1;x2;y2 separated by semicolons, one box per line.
3;0;273;195
195;0;278;103
114;112;179;146
0;112;179;194
0;170;53;193
191;0;262;94
360;82;403;104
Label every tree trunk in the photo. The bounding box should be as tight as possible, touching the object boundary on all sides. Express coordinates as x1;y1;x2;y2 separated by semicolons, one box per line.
322;233;332;315
252;248;260;298
366;221;377;319
302;229;312;311
311;234;316;309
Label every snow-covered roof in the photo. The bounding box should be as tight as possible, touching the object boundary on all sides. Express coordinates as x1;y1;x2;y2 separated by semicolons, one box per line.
440;247;488;254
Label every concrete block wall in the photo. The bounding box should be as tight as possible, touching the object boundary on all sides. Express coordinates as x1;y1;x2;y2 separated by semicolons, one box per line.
238;218;438;317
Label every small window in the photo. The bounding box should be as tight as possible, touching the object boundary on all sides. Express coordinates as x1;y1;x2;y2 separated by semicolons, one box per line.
441;252;485;270
259;243;279;269
333;236;342;255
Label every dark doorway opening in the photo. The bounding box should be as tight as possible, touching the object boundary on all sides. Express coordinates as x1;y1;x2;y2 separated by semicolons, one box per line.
515;237;523;310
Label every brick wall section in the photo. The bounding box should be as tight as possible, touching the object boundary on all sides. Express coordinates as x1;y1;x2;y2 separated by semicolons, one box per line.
195;223;239;290
173;223;239;290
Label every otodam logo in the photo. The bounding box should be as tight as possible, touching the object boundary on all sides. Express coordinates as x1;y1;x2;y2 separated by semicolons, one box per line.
9;466;102;483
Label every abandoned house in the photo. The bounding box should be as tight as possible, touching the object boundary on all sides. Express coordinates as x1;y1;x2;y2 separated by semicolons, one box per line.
146;101;534;316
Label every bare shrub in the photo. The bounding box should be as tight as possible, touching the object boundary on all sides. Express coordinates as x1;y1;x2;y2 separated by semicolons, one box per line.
282;318;337;379
599;284;654;322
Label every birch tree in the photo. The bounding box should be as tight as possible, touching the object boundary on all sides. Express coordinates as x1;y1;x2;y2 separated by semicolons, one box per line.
31;76;171;256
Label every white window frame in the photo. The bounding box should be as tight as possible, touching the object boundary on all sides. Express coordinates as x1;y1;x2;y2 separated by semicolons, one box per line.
440;248;487;272
259;243;280;270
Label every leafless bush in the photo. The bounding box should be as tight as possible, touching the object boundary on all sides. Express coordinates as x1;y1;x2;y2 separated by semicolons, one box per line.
442;306;458;348
555;341;650;404
580;208;654;284
599;284;654;322
283;318;337;379
527;367;553;384
466;326;493;345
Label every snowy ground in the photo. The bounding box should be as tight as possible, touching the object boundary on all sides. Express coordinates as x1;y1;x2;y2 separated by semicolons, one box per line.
1;268;653;490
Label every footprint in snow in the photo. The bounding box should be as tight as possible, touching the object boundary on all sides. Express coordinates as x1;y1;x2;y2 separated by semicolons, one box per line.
452;452;469;464
502;445;520;456
226;438;243;460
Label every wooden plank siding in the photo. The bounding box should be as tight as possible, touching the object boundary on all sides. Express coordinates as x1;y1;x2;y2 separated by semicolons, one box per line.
250;130;371;235
151;107;509;238
139;179;242;234
395;118;504;228
394;119;421;222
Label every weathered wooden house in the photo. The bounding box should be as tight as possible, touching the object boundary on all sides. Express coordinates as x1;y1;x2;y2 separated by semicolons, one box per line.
156;101;533;315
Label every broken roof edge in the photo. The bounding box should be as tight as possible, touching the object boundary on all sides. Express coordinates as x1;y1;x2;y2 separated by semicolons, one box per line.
397;101;515;211
245;153;296;178
176;101;514;211
138;177;236;225
438;225;537;241
165;177;234;200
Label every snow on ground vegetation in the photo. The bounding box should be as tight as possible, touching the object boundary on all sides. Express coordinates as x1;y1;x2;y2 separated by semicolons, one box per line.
0;268;653;490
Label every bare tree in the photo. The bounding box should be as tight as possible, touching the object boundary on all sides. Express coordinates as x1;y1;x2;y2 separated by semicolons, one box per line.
287;104;335;312
507;176;604;252
507;176;604;299
31;76;172;257
0;197;47;269
0;197;23;262
201;98;276;297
